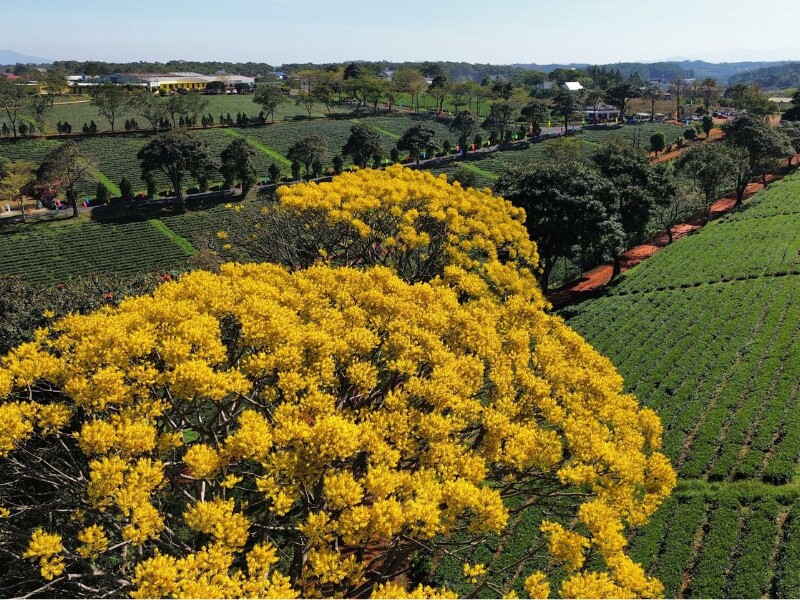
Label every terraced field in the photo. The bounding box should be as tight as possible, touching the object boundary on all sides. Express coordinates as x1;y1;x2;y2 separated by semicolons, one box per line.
560;170;800;597
0;218;194;284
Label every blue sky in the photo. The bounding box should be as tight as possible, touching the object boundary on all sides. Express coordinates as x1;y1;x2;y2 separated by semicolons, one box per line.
7;0;800;65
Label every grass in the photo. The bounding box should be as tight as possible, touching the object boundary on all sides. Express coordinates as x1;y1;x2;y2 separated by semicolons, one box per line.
89;167;122;196
220;127;292;166
149;219;196;255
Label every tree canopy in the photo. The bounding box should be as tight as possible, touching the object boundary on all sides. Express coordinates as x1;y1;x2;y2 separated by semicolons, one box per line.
253;85;288;122
397;124;438;166
342;123;385;169
0;166;674;599
220;138;258;195
37;140;96;218
495;161;615;293
137;131;216;205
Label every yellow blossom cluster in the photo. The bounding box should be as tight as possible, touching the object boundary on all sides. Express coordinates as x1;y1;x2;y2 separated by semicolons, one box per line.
0;167;674;598
261;165;543;303
23;529;64;580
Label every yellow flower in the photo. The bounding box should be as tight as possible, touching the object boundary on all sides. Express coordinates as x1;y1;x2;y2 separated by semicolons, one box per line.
524;571;550;599
183;443;223;480
77;524;108;559
463;562;487;583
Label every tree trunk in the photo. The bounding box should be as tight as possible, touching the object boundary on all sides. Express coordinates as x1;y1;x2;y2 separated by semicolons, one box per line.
612;255;622;277
68;190;78;218
735;175;749;207
19;196;25;223
666;226;673;244
539;259;555;295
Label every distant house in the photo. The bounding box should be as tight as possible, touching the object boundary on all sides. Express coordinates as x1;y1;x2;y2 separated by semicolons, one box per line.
98;72;255;93
584;103;620;123
564;81;584;92
769;97;793;110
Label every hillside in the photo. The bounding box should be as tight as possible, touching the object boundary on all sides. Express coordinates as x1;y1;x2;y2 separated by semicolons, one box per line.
561;170;800;597
729;62;800;90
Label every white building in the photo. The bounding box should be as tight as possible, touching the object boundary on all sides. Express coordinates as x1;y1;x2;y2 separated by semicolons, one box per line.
584;103;620;123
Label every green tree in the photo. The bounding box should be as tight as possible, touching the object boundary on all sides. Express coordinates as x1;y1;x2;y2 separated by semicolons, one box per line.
670;78;692;120
119;176;133;201
448;166;480;189
344;75;385;115
551;87;583;132
649;132;666;157
521;99;549;136
88;84;129;132
42;66;68;104
287;135;327;177
392;67;427;112
220;138;258;195
342;123;385;168
449;111;479;155
95;181;109;204
593;141;673;272
495;161;615;293
676;142;737;221
427;74;449;115
697;77;720;111
483;102;515;146
180;91;209;126
651;164;690;244
28;95;49;136
130;90;168;132
725;113;794;196
137;131;216;208
604;81;641;119
295;91;316;116
37;141;96;218
0;159;36;222
702;115;714;138
641;85;662;122
397;123;438;166
268;162;282;183
253;85;287;122
778;120;800;166
0;74;29;138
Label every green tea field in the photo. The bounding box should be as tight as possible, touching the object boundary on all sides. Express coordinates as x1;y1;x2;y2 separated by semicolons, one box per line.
0;218;194;284
4;94;355;135
560;170;800;597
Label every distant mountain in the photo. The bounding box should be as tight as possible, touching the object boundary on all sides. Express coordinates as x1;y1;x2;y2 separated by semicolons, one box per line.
0;49;52;66
729;62;800;90
510;60;789;83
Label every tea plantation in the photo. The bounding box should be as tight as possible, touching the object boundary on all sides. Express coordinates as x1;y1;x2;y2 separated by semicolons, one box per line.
560;170;800;598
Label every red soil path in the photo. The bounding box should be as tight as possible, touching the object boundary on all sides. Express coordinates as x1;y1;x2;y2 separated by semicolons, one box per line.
652;124;725;164
547;164;794;308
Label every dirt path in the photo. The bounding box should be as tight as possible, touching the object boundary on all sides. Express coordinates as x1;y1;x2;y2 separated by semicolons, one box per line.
651;119;726;164
547;168;791;308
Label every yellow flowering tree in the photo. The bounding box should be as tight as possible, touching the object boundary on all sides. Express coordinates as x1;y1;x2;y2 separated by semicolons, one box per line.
0;168;674;599
217;165;541;302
